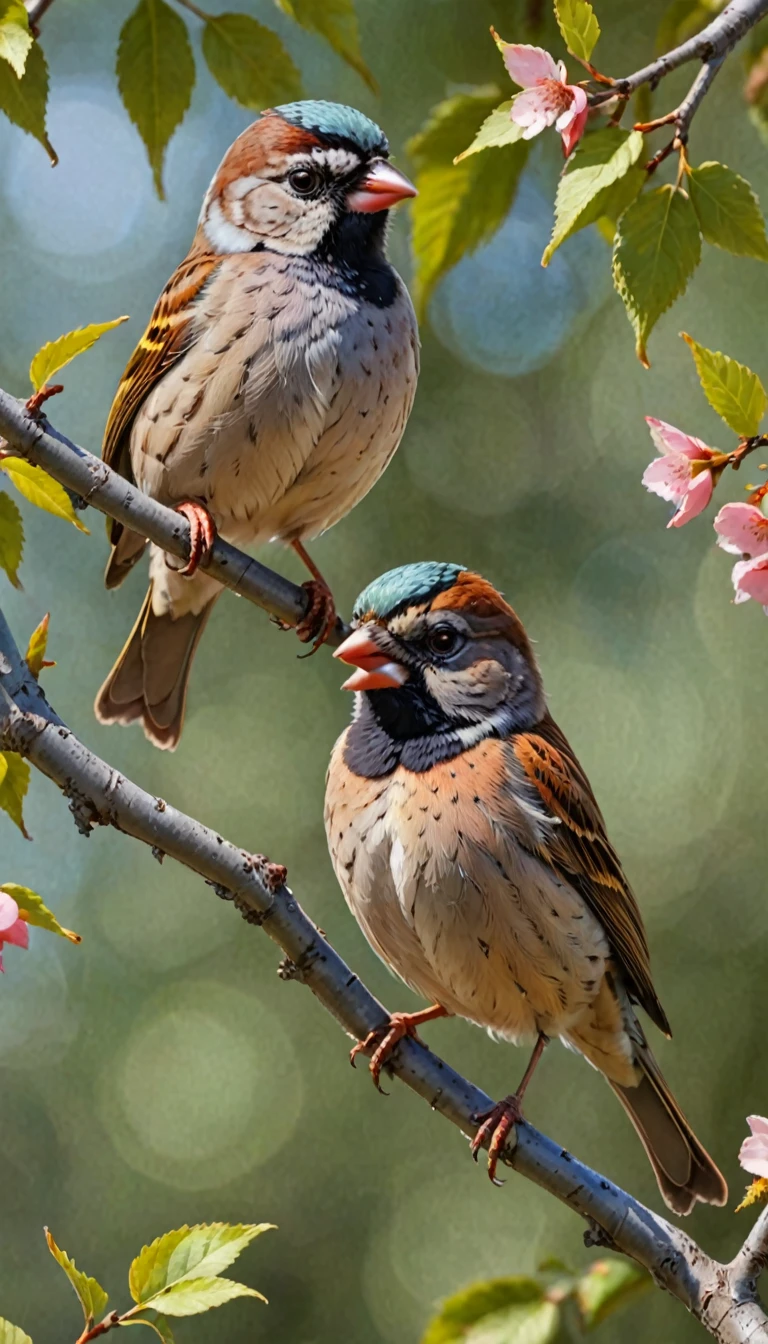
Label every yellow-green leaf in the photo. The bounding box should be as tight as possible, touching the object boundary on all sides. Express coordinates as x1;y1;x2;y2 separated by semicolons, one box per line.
421;1278;557;1344
0;1320;33;1344
274;0;376;93
130;1224;274;1306
202;13;301;110
0;35;55;161
116;0;195;199
45;1230;108;1325
555;0;601;62
0;490;23;587
2;884;81;943
141;1277;266;1317
0;458;89;532
542;128;644;265
612;184;701;366
25;612;54;678
29;317;129;392
682;332;767;436
129;1316;175;1343
408;89;530;319
0;756;7;790
0;751;30;838
576;1258;650;1330
0;0;33;78
454;99;525;162
688;161;768;261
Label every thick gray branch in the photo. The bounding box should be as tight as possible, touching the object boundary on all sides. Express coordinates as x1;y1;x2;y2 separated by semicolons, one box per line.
0;607;766;1342
0;388;348;646
595;0;768;98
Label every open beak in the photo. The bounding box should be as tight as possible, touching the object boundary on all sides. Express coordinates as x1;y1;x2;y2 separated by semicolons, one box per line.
334;627;409;692
347;160;418;214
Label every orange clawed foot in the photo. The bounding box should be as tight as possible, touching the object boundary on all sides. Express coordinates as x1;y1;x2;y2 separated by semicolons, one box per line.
351;1003;449;1093
174;500;217;577
290;538;338;654
471;1094;525;1185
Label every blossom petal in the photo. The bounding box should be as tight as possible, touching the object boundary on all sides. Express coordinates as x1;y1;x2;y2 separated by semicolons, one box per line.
668;467;713;528
1;918;28;949
502;43;562;88
714;502;768;558
560;96;589;156
748;1116;768;1138
0;889;20;933
645;417;712;461
740;1133;768;1180
732;554;768;606
510;85;561;134
642;453;690;504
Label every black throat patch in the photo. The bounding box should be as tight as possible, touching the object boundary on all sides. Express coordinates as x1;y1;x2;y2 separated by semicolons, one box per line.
343;685;502;778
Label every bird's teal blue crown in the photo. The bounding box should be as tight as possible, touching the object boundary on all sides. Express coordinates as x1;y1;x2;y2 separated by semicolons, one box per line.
273;100;388;156
354;563;466;622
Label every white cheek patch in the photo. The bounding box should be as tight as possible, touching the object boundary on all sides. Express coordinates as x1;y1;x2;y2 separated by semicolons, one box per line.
202;197;256;253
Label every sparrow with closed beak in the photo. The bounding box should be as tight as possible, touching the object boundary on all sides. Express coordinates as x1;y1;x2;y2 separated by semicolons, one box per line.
324;562;727;1214
95;100;418;748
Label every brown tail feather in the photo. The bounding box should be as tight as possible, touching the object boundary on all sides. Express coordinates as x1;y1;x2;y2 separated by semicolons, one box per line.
104;527;148;590
610;1044;727;1215
94;585;219;750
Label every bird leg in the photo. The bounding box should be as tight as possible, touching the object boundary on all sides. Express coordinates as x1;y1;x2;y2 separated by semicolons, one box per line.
173;500;217;578
351;1003;450;1093
471;1032;549;1184
290;539;337;654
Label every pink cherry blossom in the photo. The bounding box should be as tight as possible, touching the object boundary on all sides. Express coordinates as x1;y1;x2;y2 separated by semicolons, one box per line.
502;44;589;157
642;418;721;528
740;1116;768;1180
714;502;768;615
0;889;28;972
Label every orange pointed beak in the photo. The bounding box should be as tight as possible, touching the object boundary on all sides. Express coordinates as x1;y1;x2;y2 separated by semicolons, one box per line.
347;160;418;214
334;627;409;692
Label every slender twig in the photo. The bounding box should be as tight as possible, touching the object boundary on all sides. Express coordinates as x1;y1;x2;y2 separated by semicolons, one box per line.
171;0;212;22
0;388;349;647
1;609;767;1343
25;0;57;35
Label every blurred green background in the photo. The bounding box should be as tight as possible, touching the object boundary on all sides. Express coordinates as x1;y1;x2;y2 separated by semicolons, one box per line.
1;0;767;1339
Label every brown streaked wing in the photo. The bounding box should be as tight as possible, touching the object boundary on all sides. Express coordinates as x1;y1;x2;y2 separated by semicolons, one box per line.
101;248;222;542
511;712;671;1038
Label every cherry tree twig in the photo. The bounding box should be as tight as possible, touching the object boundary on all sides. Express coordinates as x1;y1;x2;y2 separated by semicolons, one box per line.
0;388;348;646
589;0;768;153
1;607;767;1342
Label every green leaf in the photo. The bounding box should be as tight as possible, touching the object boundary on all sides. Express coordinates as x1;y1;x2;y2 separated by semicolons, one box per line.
422;1278;551;1344
124;1317;176;1342
116;0;195;199
0;458;89;532
0;752;30;838
29;317;129;392
576;1258;650;1330
688;162;768;261
0;36;55;162
612;184;701;366
554;0;601;62
0;1321;33;1344
0;491;23;588
0;0;33;78
45;1229;108;1326
408;89;530;319
454;100;525;162
25;612;54;678
202;13;301;110
682;332;767;436
130;1223;274;1306
542;128;644;265
2;884;81;943
274;0;376;93
0;756;7;790
141;1278;266;1317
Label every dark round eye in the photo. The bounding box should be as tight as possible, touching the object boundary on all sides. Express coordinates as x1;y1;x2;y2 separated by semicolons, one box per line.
288;166;320;196
426;625;462;657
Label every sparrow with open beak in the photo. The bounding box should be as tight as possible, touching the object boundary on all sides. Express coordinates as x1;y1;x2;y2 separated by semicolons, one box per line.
324;562;727;1214
95;100;418;748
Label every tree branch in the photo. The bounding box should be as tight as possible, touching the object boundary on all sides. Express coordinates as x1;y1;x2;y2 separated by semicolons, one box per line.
1;606;767;1343
0;388;349;647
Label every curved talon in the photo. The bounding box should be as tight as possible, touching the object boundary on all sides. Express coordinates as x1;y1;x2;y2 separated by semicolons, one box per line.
174;500;217;577
350;1004;448;1093
470;1094;524;1185
295;579;337;656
